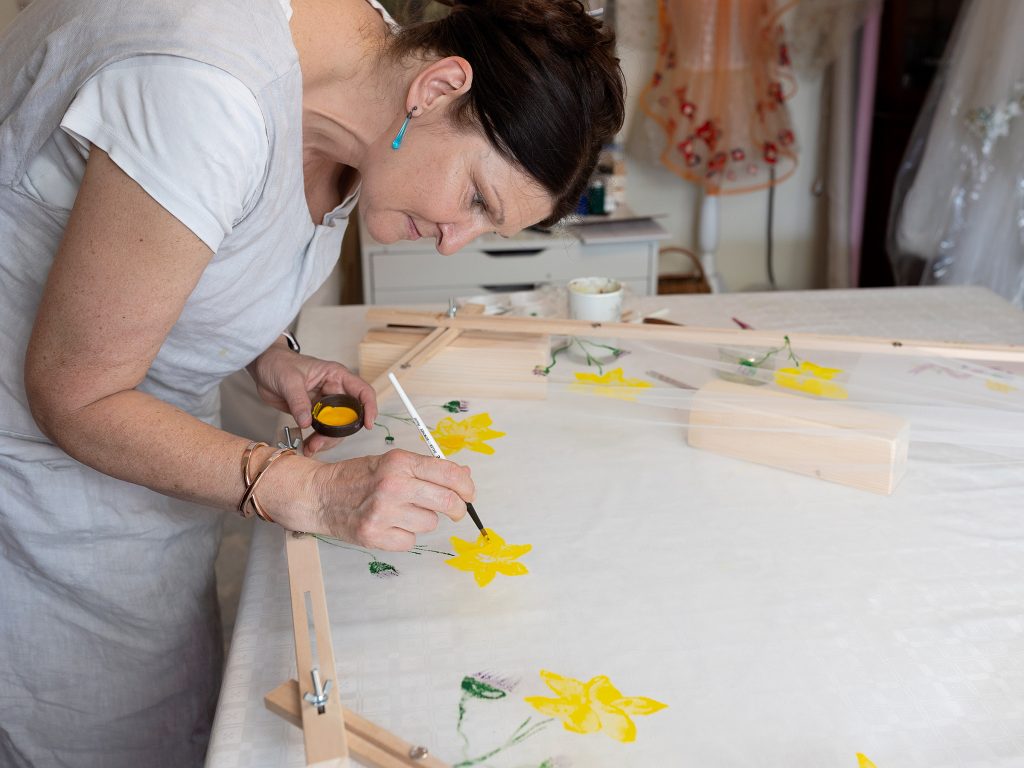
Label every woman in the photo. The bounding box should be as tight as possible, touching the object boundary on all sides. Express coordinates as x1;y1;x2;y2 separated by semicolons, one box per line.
0;0;624;765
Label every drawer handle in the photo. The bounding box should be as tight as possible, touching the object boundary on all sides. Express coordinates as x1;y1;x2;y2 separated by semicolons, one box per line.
481;248;545;257
480;283;538;293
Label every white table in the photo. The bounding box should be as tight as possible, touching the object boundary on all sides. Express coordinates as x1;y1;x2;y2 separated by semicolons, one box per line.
207;286;1024;768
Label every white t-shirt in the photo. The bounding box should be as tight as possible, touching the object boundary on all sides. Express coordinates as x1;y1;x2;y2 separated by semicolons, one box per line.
18;0;396;252
17;0;292;252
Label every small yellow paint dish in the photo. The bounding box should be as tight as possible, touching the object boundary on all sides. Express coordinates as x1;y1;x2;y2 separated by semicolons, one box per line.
311;394;364;438
316;405;359;426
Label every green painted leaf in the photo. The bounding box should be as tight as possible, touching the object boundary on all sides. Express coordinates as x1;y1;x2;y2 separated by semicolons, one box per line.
369;561;399;577
460;675;507;700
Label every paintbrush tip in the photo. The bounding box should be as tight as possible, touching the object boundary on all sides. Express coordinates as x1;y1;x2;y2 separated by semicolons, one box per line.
465;502;486;536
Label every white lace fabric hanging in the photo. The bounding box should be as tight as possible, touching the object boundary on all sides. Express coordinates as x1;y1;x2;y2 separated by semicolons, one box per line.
889;0;1024;307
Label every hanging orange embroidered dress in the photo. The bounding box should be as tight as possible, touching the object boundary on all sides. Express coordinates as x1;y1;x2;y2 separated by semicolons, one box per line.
640;0;798;194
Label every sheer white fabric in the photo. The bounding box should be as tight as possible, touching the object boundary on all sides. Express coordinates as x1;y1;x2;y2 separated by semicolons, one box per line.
889;0;1024;307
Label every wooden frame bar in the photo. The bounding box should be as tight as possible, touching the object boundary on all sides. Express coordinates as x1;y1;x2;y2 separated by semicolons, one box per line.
368;305;486;401
267;532;451;767
283;533;348;764
364;308;1024;362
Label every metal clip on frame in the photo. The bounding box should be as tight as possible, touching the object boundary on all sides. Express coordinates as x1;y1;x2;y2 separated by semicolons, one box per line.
303;667;332;715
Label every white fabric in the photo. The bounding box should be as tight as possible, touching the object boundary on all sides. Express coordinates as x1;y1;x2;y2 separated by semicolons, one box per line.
207;288;1024;768
891;0;1024;307
18;55;269;250
14;0;294;245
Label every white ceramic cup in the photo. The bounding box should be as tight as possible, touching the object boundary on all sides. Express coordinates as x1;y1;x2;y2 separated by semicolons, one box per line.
567;277;623;322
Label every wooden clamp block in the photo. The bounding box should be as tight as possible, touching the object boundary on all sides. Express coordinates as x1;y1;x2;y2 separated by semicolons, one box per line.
686;379;909;494
360;327;550;400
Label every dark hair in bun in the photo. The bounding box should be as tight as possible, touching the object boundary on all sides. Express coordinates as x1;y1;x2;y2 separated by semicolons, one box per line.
389;0;625;226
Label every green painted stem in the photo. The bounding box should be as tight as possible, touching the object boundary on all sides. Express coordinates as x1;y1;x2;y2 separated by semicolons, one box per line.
452;717;554;768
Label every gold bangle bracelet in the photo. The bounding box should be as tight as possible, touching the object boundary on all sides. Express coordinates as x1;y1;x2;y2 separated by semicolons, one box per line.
242;441;278;522
238;441;269;519
238;447;295;523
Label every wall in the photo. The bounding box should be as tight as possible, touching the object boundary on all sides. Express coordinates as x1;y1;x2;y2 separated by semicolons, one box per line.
615;2;826;292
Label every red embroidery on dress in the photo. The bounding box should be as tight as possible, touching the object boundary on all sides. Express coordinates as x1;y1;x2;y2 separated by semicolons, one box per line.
707;152;728;176
696;120;721;150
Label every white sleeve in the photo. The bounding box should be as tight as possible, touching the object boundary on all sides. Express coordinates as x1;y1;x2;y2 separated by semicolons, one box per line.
60;55;269;252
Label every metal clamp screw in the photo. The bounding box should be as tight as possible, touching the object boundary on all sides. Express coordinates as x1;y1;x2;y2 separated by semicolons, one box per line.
409;746;430;760
303;667;332;714
278;425;302;451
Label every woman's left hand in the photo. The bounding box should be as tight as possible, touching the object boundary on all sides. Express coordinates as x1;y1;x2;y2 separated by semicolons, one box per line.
248;345;378;456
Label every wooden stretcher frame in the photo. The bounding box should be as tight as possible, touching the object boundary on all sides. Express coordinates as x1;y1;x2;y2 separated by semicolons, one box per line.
368;304;486;402
364;307;1024;363
264;532;450;768
266;304;1024;765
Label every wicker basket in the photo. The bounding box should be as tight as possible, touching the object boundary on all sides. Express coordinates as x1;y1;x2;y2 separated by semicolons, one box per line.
657;247;711;294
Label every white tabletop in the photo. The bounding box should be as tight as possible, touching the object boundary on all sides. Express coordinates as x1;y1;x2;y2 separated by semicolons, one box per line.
207;286;1024;768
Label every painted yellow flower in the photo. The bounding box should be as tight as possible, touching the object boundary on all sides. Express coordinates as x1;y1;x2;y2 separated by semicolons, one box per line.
986;378;1016;394
446;529;531;587
430;413;505;455
571;367;652;401
775;361;848;399
856;754;877;768
524;670;667;743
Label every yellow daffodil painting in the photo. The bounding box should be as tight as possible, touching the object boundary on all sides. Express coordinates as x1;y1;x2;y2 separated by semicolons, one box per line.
430;413;506;455
986;378;1016;393
856;755;877;768
446;529;532;587
524;670;667;743
774;360;849;399
571;367;652;401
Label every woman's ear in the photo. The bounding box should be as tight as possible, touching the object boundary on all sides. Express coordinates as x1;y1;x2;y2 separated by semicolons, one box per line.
404;56;473;116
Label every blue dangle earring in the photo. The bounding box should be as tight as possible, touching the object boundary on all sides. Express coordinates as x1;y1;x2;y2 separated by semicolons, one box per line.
391;106;417;150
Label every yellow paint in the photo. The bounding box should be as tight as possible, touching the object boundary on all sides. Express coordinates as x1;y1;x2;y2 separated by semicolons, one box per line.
775;361;848;399
446;529;531;587
986;378;1016;393
856;755;877;768
315;405;359;426
571;367;652;401
430;413;505;455
524;670;667;743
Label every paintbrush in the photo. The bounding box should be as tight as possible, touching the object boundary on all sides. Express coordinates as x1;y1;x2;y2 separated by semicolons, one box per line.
387;372;487;537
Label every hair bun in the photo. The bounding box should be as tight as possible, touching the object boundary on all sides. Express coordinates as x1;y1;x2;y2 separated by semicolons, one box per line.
453;0;611;55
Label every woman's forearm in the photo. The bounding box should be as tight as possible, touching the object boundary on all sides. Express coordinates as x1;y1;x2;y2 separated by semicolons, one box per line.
35;387;318;525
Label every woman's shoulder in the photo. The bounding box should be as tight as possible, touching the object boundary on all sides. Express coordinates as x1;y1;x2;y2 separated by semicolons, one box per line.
64;55;271;251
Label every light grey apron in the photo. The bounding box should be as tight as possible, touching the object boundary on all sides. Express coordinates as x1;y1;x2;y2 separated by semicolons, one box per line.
0;1;353;764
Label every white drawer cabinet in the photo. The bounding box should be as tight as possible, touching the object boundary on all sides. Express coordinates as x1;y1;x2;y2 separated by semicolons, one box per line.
360;217;661;304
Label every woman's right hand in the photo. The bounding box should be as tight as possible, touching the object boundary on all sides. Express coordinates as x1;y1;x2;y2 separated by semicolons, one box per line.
298;449;475;551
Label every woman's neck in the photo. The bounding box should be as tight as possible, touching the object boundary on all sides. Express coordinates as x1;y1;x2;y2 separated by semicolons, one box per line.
290;0;408;170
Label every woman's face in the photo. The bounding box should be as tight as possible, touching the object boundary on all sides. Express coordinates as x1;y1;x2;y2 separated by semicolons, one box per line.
358;110;554;255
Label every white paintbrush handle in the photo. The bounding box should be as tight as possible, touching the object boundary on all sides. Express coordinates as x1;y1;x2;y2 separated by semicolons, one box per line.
387;373;446;460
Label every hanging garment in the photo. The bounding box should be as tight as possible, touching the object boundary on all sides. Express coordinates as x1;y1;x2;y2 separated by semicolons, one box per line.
889;0;1024;307
639;0;798;194
0;0;363;764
